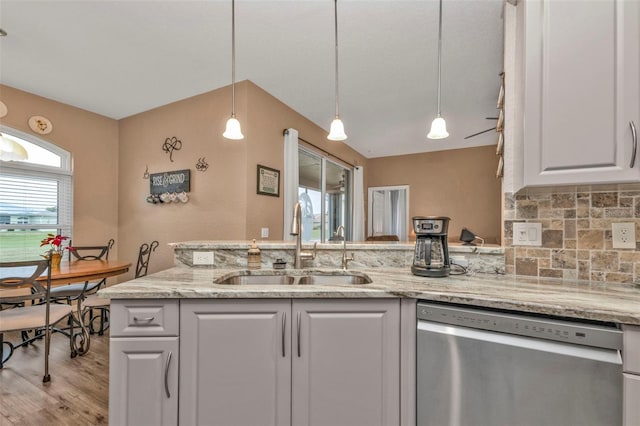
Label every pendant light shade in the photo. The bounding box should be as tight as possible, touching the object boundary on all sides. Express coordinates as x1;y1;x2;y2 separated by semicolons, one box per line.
427;0;448;140
223;116;244;140
0;134;28;161
328;0;347;141
223;0;244;140
427;115;449;139
328;118;347;141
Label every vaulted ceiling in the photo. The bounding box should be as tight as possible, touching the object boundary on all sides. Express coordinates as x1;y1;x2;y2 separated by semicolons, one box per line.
0;0;504;158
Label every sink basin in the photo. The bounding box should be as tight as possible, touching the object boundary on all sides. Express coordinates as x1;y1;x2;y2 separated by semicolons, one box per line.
215;273;295;285
214;271;372;285
297;272;372;285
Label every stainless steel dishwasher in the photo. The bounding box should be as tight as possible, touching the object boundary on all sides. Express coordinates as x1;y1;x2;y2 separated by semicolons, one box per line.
417;301;623;426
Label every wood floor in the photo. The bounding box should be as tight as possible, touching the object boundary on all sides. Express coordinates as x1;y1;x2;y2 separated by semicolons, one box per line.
0;330;109;425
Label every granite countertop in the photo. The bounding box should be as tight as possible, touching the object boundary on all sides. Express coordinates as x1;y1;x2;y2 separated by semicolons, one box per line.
99;267;640;325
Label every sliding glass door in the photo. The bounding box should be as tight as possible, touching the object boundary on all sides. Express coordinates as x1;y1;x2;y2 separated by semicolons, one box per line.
298;148;352;242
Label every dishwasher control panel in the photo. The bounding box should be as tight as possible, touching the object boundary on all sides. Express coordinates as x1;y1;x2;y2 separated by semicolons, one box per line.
417;302;622;350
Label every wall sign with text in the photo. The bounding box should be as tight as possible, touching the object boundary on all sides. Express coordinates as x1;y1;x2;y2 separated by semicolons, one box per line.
150;169;191;195
257;165;280;197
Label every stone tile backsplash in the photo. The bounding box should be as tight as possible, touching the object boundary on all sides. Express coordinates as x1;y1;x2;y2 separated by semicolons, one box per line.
504;186;640;284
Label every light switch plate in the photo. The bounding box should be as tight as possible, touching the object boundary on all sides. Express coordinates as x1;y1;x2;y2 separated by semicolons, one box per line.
261;227;269;238
512;222;542;246
193;251;214;265
612;222;636;249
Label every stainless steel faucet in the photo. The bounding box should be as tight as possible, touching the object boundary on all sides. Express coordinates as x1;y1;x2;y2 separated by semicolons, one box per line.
336;225;354;270
291;202;316;269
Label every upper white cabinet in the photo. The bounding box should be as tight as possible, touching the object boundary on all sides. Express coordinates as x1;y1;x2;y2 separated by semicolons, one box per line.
513;0;640;187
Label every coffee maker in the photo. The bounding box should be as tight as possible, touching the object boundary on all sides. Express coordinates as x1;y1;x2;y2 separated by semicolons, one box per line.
411;216;451;277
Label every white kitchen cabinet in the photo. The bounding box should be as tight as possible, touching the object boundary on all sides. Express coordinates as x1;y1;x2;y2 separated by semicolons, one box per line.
623;325;640;426
624;374;640;426
510;0;640;188
292;299;400;426
179;299;291;426
109;337;179;426
108;299;180;426
179;298;400;426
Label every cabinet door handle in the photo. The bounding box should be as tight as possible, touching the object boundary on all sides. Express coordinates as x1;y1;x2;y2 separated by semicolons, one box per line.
631;121;638;168
297;311;301;358
133;316;155;322
282;312;286;357
164;351;172;398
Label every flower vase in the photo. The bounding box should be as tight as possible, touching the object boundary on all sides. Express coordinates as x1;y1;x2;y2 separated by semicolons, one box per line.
50;252;62;269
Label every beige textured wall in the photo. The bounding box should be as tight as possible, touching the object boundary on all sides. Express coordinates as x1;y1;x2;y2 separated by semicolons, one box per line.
118;81;368;276
244;81;368;241
367;145;502;243
118;83;249;278
0;85;119;252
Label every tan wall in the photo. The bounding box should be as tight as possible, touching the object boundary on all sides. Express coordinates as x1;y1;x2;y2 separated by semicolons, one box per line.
244;81;368;241
0;85;119;251
367;146;502;243
117;84;249;278
118;81;368;276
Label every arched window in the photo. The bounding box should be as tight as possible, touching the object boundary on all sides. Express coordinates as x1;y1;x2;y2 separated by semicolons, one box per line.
0;126;73;261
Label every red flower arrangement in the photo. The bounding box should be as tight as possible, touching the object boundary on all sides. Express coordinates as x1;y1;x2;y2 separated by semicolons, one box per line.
40;233;74;255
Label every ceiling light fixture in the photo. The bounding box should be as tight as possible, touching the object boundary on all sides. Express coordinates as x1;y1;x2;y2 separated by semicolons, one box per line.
222;0;244;140
0;134;29;162
427;0;449;140
327;0;347;141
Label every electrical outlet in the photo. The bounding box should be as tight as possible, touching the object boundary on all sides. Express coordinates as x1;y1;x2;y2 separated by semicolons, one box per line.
261;227;269;238
193;251;214;265
450;255;468;268
512;222;542;246
612;223;636;249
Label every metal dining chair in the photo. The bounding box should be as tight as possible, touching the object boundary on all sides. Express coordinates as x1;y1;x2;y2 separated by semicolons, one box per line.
48;238;115;353
82;240;159;335
0;259;75;382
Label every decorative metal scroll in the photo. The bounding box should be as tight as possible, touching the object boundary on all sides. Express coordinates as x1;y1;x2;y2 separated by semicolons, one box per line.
162;136;182;162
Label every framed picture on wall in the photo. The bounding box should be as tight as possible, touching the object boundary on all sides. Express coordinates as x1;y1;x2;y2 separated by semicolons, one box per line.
257;164;280;197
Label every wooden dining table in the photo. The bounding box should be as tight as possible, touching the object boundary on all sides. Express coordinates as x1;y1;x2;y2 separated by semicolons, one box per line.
41;259;132;286
37;259;131;355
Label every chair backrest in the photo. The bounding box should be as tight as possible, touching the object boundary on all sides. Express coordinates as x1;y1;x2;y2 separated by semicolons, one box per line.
0;259;51;305
69;238;115;261
135;240;159;278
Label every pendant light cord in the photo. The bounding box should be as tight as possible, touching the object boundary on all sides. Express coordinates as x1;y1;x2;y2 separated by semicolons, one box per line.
334;0;340;118
231;0;236;117
436;0;443;117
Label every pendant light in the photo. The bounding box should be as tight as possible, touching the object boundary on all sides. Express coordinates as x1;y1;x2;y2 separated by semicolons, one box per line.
327;0;347;141
427;0;449;139
223;0;244;140
0;134;28;162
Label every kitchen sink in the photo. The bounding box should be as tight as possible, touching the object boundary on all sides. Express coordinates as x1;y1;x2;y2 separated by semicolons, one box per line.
297;273;372;285
215;271;372;285
215;273;296;285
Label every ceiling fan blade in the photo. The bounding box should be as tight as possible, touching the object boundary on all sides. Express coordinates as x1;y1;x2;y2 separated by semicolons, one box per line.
464;127;495;140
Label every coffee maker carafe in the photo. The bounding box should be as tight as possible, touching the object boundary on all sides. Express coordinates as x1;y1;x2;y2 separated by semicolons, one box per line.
411;216;450;277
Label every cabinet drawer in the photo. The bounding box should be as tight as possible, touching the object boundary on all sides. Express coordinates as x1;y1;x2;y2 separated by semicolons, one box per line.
111;299;179;337
623;325;640;374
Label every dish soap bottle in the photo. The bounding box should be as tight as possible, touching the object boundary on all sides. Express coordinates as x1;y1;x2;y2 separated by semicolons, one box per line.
247;239;261;270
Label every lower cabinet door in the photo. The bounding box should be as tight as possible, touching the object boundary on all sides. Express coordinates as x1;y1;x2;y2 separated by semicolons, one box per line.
179;299;291;426
291;299;400;426
109;337;179;426
624;373;640;426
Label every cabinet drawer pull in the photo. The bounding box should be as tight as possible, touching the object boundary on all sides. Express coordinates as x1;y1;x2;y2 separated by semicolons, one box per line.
282;312;286;357
297;312;301;358
164;351;172;398
133;316;155;323
631;121;638;168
